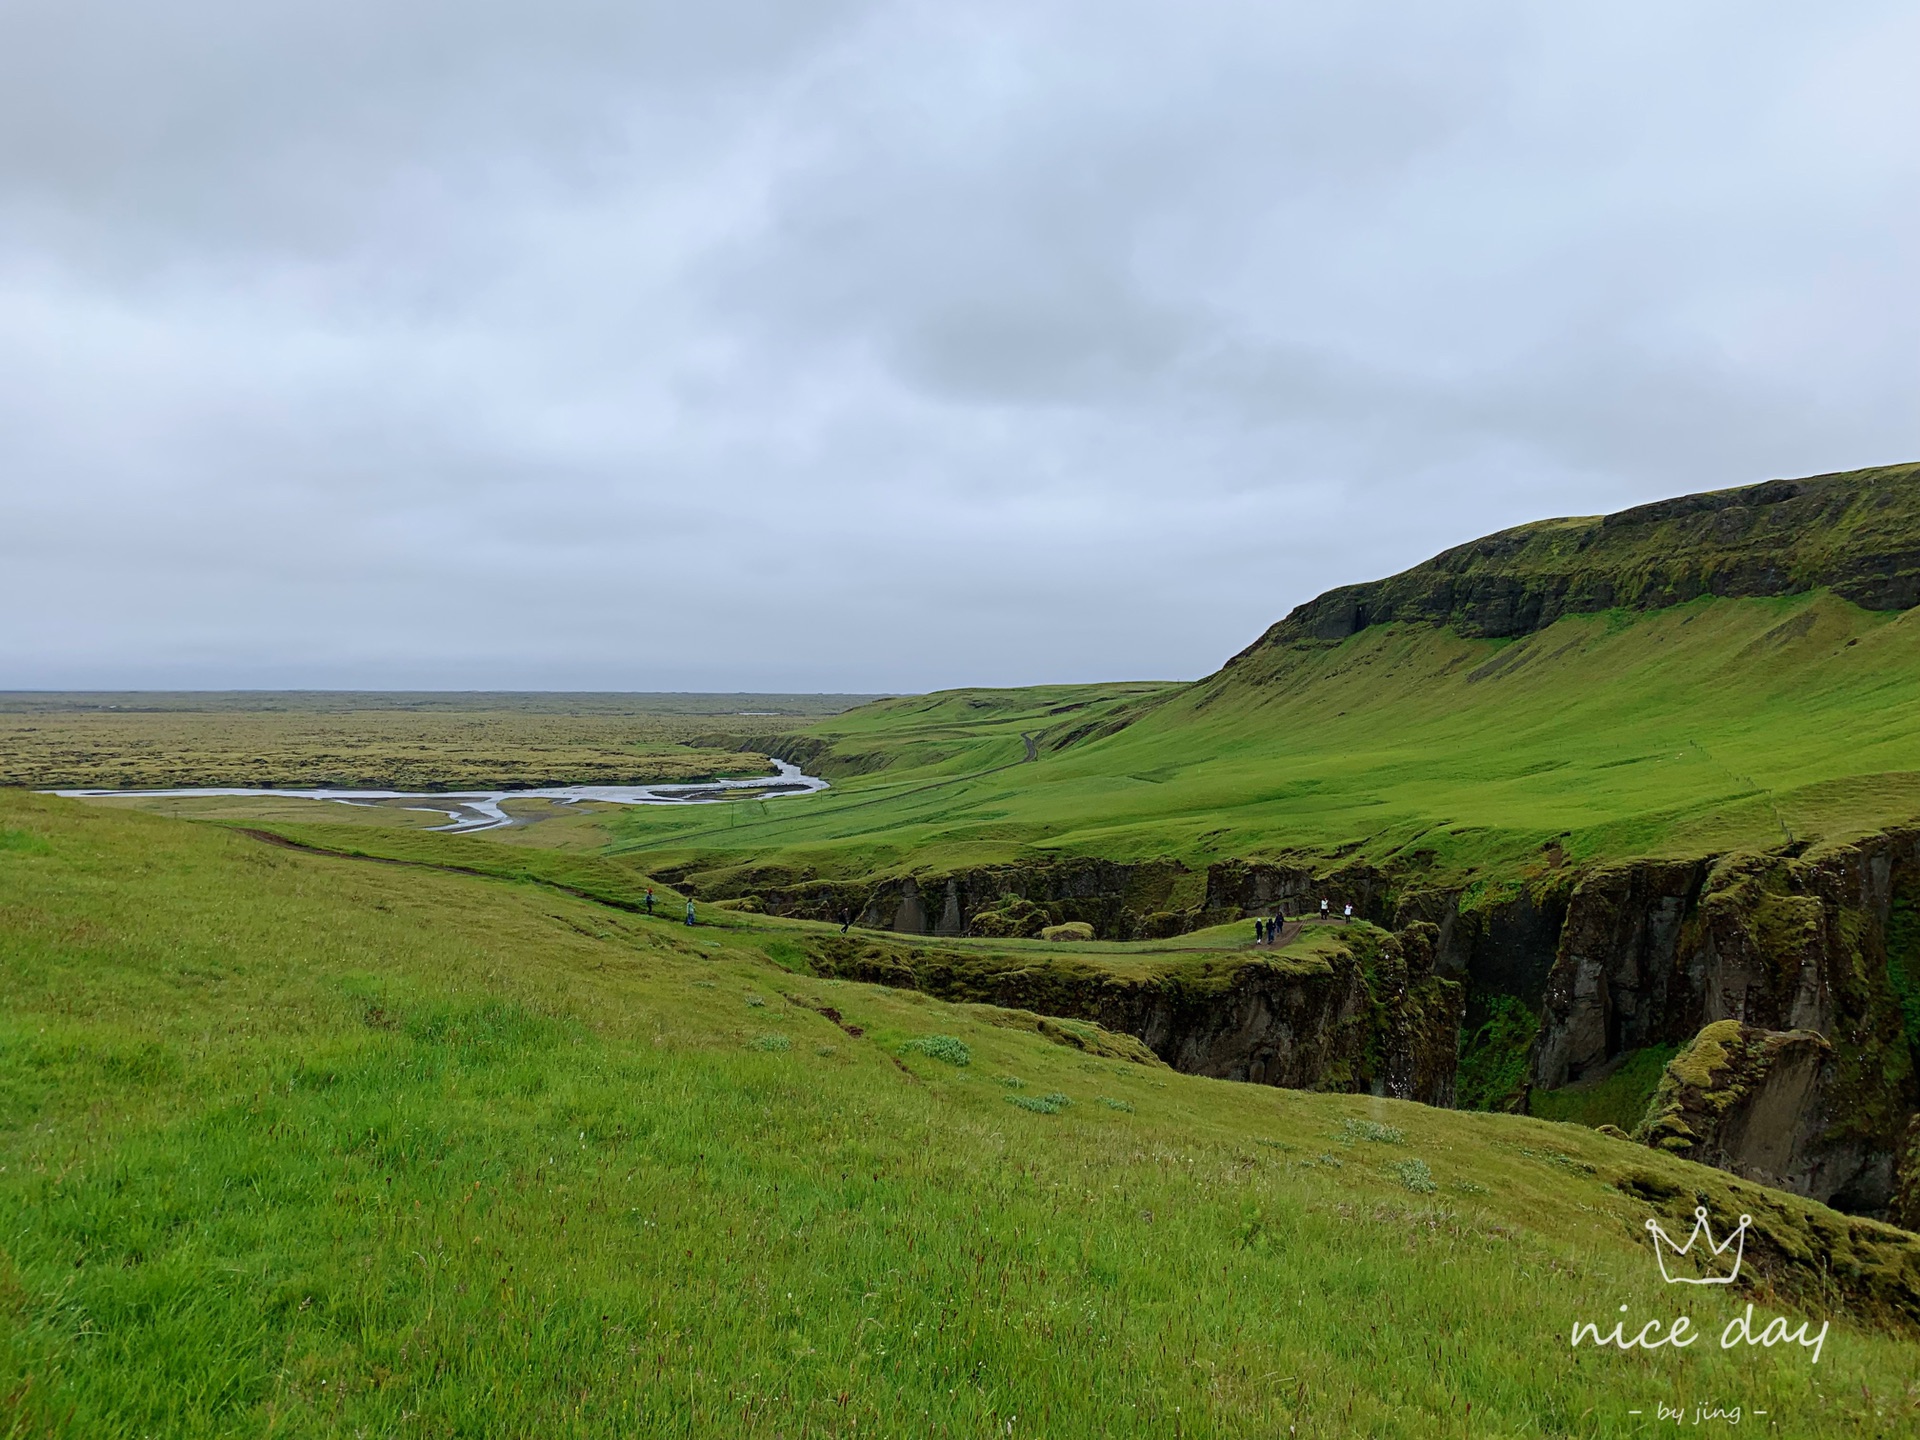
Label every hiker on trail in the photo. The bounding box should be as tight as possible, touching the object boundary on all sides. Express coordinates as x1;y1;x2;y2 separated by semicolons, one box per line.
1342;902;1353;922
645;888;654;916
840;909;851;934
1319;898;1330;921
1253;919;1263;945
684;898;696;927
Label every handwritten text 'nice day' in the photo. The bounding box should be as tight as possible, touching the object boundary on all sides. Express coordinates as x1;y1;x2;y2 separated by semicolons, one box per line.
1571;1304;1828;1365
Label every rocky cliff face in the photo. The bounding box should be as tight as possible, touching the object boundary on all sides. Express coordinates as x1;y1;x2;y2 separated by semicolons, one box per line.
716;853;1411;942
1204;859;1394;925
1634;1021;1853;1201
1895;1117;1920;1232
1224;462;1920;658
801;922;1461;1105
673;855;1208;940
1524;833;1920;1213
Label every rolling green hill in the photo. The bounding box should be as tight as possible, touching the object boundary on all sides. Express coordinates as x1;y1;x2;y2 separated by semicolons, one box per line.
608;465;1920;896
4;792;1919;1437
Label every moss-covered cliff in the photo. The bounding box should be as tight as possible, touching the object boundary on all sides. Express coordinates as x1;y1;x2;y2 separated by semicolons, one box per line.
795;923;1461;1105
1229;461;1920;656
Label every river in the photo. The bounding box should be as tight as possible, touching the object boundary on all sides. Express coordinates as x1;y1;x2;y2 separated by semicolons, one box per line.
52;758;829;834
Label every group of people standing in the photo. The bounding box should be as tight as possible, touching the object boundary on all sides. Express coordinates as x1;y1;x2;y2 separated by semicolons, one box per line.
642;888;698;926
1252;898;1354;945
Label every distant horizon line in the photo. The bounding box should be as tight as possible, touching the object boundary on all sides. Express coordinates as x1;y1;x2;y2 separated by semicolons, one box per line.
0;681;1185;697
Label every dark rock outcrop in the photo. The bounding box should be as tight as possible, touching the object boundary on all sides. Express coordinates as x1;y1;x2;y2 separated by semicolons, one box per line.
667;855;1205;941
1204;859;1393;925
1634;1021;1855;1202
1532;861;1706;1085
1525;832;1920;1214
1894;1117;1920;1233
1226;462;1920;661
1438;880;1573;1020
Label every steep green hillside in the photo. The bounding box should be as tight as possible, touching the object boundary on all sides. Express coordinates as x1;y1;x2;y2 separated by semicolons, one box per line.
609;587;1920;893
4;792;1919;1437
603;463;1920;897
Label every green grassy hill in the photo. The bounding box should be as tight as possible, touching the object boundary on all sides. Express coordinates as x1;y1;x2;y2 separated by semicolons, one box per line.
610;569;1920;897
4;792;1919;1436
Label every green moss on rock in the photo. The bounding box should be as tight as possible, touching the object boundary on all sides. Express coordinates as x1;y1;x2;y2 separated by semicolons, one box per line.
1040;921;1095;942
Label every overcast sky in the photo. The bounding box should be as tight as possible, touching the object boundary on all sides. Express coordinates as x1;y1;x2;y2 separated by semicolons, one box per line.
2;2;1914;692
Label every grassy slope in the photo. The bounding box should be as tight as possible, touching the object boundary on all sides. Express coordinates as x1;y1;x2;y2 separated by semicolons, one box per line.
219;821;1353;989
606;592;1920;889
4;793;1919;1437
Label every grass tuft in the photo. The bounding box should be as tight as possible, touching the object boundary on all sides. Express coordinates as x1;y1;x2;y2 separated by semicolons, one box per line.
1342;1118;1406;1145
899;1034;971;1066
1006;1092;1072;1114
1393;1158;1438;1194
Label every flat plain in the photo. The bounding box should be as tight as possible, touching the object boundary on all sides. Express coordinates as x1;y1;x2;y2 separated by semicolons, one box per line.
0;692;879;793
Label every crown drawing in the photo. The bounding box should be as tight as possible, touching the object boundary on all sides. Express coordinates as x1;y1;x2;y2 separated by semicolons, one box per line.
1646;1206;1751;1285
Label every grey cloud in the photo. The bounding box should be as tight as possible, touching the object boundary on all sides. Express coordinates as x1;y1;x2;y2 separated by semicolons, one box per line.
1;1;1915;690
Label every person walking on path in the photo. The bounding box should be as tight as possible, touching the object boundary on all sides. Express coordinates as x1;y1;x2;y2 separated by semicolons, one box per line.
1319;898;1330;921
645;888;655;916
1342;902;1353;922
684;898;696;927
